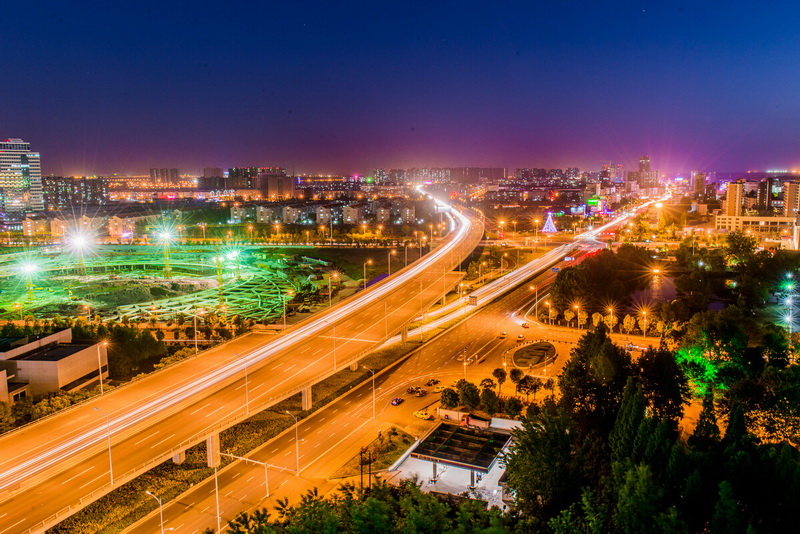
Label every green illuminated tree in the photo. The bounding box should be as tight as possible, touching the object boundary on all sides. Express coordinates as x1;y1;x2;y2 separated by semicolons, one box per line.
440;388;459;409
689;393;720;451
564;309;576;326
623;315;635;334
637;348;689;426
710;481;743;534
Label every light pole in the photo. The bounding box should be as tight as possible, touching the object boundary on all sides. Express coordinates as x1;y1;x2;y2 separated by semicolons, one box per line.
463;360;467;380
145;491;164;534
193;309;205;354
530;286;538;319
478;261;486;282
214;466;221;533
608;307;616;333
534;219;540;252
220;453;269;500
285;411;300;473
642;311;648;338
96;341;108;394
545;301;552;325
364;367;376;419
198;223;206;242
363;259;372;289
94;407;114;485
404;242;409;266
328;272;339;307
388;249;396;275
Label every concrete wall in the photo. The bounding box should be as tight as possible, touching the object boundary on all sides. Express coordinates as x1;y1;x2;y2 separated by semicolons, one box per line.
0;329;72;361
14;343;106;398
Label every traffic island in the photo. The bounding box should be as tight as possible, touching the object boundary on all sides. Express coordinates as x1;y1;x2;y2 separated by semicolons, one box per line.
511;341;556;369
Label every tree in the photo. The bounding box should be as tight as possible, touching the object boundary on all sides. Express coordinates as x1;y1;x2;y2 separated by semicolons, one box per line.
505;402;584;517
605;313;619;332
578;310;588;329
637;348;689;426
479;378;495;391
440;388;459;409
517;375;543;402
637;316;649;336
689;393;720;451
506;397;523;418
492;368;507;395
509;368;524;388
458;382;480;410
592;312;603;328
725;230;757;267
613;463;684;534
549;307;559;324
711;481;743;534
564;309;576;326
480;388;499;415
623;315;635;334
609;378;647;462
0;402;14;433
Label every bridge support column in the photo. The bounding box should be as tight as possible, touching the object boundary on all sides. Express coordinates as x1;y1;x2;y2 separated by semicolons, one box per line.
206;432;220;468
172;451;186;465
350;360;359;371
401;326;408;343
301;387;312;411
440;294;446;306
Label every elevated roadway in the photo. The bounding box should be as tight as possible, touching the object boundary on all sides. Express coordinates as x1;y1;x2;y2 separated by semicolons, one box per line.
0;198;484;533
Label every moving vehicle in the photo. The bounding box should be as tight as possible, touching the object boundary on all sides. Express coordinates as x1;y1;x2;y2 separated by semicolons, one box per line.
391;397;404;406
500;332;508;338
517;334;525;341
414;388;428;397
425;378;440;386
414;410;433;420
521;322;529;328
407;386;420;394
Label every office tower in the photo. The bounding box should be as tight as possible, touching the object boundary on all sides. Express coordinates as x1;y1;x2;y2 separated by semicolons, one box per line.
0;138;44;217
639;156;651;172
636;155;659;189
725;180;744;216
693;172;707;198
203;167;223;178
149;168;179;184
784;182;800;217
256;169;296;199
228;167;263;189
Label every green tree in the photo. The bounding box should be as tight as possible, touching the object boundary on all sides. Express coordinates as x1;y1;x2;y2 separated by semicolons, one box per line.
440;388;459;409
637;348;689;426
506;397;523;418
492;368;507;395
0;402;14;433
711;481;743;534
564;309;576;326
458;382;480;410
509;368;524;388
689;393;720;451
480;388;500;416
623;315;635;334
725;230;757;267
479;378;495;391
613;463;684;534
609;378;647;462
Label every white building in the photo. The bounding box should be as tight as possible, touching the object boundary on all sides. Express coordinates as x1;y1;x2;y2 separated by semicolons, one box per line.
316;205;333;224
0;138;44;217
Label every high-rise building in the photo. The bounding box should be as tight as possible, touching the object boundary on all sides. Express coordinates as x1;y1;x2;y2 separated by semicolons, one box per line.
783;182;800;217
636;155;659;189
257;169;297;200
0;138;44;218
693;172;707;198
757;178;776;211
203;167;223;178
149;168;179;184
228;167;262;189
42;176;109;210
725;180;744;216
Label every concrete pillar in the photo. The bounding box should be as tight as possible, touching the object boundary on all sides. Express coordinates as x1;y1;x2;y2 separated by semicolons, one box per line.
301;386;312;411
401;326;408;343
206;432;220;468
440;294;446;306
350;360;359;371
172;451;186;465
470;470;475;489
432;462;437;481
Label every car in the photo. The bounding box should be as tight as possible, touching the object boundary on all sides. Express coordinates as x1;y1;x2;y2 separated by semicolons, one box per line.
517;334;525;341
500;332;508;338
413;410;433;420
434;384;447;393
521;322;529;328
426;378;440;386
415;388;428;397
391;397;404;406
407;386;419;394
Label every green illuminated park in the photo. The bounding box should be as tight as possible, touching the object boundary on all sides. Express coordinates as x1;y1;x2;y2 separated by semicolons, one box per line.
0;233;330;323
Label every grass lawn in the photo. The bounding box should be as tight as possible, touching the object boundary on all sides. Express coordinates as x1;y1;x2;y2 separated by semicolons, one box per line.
331;427;415;479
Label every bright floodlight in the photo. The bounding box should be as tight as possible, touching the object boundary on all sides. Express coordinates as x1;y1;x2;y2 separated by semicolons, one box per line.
18;261;38;275
157;230;174;243
67;232;91;251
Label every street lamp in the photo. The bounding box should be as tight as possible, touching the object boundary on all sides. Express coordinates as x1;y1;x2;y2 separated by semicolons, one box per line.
534;219;540;252
96;341;108;394
328;272;339;307
529;285;538;318
608;307;616;332
545;301;552;325
573;304;580;329
18;260;38;301
145;491;164;534
220;452;270;500
94;407;114;485
641;310;648;337
388;249;396;275
193;309;205;353
285;411;300;473
363;259;372;289
198;223;207;242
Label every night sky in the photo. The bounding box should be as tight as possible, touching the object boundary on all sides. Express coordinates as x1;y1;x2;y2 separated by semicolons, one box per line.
5;1;800;176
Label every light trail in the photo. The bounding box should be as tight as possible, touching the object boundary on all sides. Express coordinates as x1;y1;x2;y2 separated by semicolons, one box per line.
0;194;481;493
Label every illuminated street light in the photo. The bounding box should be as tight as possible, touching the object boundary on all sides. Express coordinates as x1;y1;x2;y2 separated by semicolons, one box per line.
155;229;175;279
282;290;295;330
388;249;397;275
66;230;93;273
17;260;39;301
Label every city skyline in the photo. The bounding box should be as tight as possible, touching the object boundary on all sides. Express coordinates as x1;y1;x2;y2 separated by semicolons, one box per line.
5;2;800;176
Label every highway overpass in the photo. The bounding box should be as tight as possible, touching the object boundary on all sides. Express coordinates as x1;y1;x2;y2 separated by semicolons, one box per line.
0;199;484;533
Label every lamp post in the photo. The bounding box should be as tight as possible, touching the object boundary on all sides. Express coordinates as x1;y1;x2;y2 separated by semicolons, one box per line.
642;311;648;338
530;285;538;319
157;230;173;279
388;249;396;275
363;259;372;289
96;341;108;394
145;491;164;534
285;411;300;473
198;223;206;242
608;307;615;333
193;309;205;354
573;304;580;329
328;272;339;307
498;220;505;240
534;219;540;252
545;301;552;325
94;407;114;485
220;453;269;500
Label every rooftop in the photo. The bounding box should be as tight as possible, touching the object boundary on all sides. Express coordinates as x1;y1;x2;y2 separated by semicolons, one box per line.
410;423;511;473
10;343;93;362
